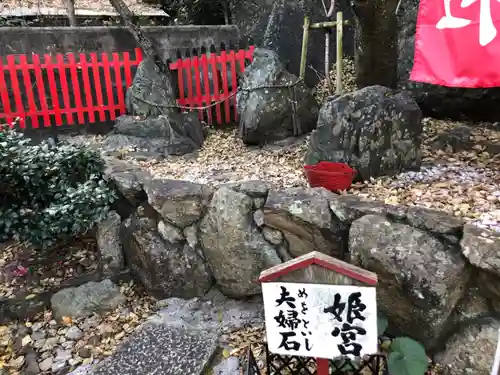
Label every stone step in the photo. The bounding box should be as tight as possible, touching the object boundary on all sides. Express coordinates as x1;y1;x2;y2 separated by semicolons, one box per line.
89;323;219;375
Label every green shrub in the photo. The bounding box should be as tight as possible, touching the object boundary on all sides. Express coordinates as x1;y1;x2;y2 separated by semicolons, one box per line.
0;125;117;249
378;314;429;375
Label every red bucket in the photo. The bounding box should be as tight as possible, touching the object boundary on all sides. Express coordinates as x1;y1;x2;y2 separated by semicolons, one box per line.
303;161;356;192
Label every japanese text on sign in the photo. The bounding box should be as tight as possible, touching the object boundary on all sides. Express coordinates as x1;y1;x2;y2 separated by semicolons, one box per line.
262;282;378;360
436;0;499;46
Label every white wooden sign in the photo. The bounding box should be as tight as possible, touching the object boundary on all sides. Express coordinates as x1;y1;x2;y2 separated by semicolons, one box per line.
491;328;500;375
262;282;378;360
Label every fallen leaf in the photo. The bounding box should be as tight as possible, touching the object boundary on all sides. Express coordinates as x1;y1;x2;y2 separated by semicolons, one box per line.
21;335;32;347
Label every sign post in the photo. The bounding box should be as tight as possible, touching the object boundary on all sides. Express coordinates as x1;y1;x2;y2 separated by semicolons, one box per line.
259;251;378;375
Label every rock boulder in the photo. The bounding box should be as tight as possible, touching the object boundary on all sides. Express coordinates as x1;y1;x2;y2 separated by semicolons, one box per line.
142;179;213;229
51;279;125;320
107;113;205;156
126;58;177;117
103;159;147;208
96;211;124;277
461;224;500;275
199;187;282;297
305;85;422;180
120;216;213;299
435;317;500;375
229;0;354;87
263;188;344;258
237;48;319;145
349;214;469;349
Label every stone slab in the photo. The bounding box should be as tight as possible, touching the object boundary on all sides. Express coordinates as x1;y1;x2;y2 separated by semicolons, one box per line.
150;290;264;332
91;323;218;375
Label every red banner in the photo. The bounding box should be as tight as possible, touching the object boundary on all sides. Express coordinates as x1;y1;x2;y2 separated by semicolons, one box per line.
410;0;500;88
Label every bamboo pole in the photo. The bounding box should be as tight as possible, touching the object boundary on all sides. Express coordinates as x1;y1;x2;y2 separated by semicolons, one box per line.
309;20;350;29
299;16;310;79
325;29;331;92
336;11;344;95
310;21;337;29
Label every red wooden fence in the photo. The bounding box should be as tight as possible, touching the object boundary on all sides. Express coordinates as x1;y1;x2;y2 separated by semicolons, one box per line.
171;46;254;124
0;46;255;129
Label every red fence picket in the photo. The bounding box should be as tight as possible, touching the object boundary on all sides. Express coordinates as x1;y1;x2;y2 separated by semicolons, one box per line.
167;45;254;125
0;48;143;129
0;46;255;129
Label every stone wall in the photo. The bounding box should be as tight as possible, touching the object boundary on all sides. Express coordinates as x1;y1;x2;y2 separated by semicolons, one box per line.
2;155;500;373
0;25;241;59
102;158;500;373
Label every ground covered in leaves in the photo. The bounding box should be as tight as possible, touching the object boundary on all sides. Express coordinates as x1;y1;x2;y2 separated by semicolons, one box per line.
0;239;97;300
114;117;500;232
3;116;497;373
0;280;156;374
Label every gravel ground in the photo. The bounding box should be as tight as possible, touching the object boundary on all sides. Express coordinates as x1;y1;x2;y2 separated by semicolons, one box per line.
350;118;500;231
66;117;500;231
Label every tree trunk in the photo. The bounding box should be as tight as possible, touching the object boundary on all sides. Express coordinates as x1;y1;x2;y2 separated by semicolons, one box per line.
352;0;399;88
222;0;230;24
64;0;77;26
107;0;167;72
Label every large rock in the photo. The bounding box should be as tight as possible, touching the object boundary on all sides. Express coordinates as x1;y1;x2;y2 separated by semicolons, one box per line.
51;279;125;320
263;188;345;258
102;159;149;219
448;283;491;326
349;214;469;348
305;85;422;180
461;224;500;275
229;0;355;87
142;179;213;229
108;113;205;156
126;58;177;117
327;194;464;243
436;317;500;375
199;187;282;297
460;224;500;305
397;0;500;120
103;159;147;207
222;180;269;209
237;48;319;145
120;216;213;299
96;211;124;277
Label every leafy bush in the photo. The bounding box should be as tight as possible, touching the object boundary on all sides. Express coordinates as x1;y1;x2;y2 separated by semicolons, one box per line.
331;313;429;375
0;125;117;249
378;314;429;375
